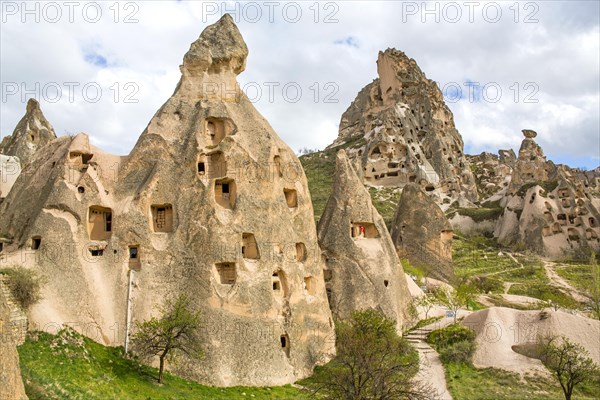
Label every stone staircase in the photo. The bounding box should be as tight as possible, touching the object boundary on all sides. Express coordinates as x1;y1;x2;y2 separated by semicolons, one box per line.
0;274;28;345
406;326;453;400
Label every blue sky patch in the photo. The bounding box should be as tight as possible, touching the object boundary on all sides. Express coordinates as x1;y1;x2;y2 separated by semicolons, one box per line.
334;36;359;48
83;48;108;68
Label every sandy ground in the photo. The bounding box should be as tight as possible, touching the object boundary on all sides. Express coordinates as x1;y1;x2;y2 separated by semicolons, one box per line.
462;307;600;375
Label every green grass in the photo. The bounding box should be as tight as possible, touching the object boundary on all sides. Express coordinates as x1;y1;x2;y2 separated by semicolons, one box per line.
452;207;503;223
408;316;443;332
553;262;598;295
368;186;403;229
300;151;335;222
444;362;599;400
515;181;559;197
18;329;309;400
300;150;402;228
452;236;585;307
507;283;580;309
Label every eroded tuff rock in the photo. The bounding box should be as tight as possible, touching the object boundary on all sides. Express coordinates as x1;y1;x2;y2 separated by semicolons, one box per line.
0;154;21;200
0;287;28;400
467;152;513;200
390;183;453;281
0;14;334;386
327;49;478;206
317;150;411;331
0;98;56;167
494;130;600;256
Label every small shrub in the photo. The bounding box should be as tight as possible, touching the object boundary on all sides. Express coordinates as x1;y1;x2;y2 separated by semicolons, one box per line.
427;324;476;364
0;267;44;310
439;339;477;363
472;275;503;293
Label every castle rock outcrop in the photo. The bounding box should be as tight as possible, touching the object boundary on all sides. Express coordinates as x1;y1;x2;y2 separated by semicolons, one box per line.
328;49;478;206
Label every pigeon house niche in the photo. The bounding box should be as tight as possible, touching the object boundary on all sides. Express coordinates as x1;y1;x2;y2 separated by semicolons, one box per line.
283;188;298;208
215;179;236;209
31;236;41;250
69;151;93;166
304;276;316;295
350;222;379;239
280;334;290;357
151;204;173;233
272;270;289;297
242;233;260;260
197;151;227;179
88;206;113;240
205;117;234;146
296;242;307;262
129;245;140;268
215;262;236;285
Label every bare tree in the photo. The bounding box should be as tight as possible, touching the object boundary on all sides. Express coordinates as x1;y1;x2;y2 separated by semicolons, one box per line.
130;294;203;383
415;294;437;319
539;336;599;400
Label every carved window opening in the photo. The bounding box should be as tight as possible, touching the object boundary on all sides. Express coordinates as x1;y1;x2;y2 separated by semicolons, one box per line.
151;204;173;233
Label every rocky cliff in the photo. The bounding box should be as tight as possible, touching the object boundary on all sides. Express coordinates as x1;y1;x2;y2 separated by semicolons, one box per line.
491;130;600;256
327;48;478;206
390;183;454;281
0;98;56;167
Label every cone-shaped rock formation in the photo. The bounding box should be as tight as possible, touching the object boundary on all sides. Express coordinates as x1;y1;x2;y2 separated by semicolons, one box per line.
317;150;411;331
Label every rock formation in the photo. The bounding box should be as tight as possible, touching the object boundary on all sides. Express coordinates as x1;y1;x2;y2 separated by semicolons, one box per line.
0;155;21;201
467;151;513;200
494;130;600;256
317;150;411;331
0;14;334;387
327;48;478;206
0;98;56;167
0;283;28;400
390;183;454;281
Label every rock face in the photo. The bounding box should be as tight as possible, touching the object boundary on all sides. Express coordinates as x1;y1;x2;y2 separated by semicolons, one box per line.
467;151;513;200
0;98;57;167
0;155;21;200
508;129;552;193
494;130;600;256
0;286;28;400
390;183;453;281
327;48;478;206
317;150;411;331
0;14;334;387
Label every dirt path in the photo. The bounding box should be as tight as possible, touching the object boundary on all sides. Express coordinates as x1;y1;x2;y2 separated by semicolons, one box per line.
407;326;452;400
543;261;589;303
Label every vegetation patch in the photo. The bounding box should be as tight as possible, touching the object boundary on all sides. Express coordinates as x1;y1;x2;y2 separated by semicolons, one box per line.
427;324;476;364
0;266;44;310
456;207;503;222
300;152;335;222
515;181;559;197
18;329;308;400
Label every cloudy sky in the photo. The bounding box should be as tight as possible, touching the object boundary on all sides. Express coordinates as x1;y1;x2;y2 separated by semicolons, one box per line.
1;1;598;168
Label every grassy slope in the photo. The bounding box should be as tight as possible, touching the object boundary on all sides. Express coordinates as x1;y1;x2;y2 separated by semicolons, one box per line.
452;236;582;308
444;362;599;400
300;150;402;229
18;330;308;400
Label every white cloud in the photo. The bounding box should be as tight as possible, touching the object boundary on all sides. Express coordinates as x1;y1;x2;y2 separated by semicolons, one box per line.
1;1;598;167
